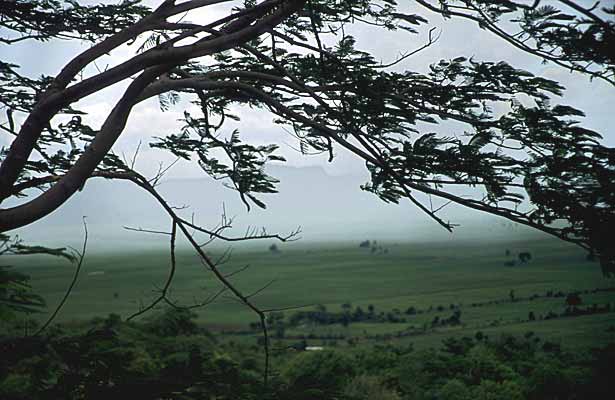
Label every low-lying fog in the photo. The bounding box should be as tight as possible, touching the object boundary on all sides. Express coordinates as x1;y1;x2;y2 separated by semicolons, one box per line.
10;165;540;252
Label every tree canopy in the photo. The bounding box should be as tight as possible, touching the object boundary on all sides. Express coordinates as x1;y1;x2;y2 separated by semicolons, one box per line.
0;0;614;274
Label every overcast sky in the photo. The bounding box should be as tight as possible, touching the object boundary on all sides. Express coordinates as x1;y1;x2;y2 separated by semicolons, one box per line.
3;0;613;180
2;0;614;245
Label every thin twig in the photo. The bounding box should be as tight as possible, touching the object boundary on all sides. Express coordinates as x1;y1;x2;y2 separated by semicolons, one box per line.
126;221;177;321
262;303;315;313
33;217;88;336
224;264;251;278
246;279;277;299
164;286;228;310
123;226;173;235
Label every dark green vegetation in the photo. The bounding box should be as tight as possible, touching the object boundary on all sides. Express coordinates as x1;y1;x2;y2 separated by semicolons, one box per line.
2;305;614;399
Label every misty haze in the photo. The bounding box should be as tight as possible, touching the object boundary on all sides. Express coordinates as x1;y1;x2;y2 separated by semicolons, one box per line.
15;164;540;251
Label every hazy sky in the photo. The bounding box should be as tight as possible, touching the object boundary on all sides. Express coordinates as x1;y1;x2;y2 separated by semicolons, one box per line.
2;0;614;245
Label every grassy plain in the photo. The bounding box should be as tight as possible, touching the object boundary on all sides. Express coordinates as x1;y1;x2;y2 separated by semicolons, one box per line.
7;235;615;348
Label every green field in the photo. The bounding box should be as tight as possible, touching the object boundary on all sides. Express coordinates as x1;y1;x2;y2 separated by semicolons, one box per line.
7;236;615;348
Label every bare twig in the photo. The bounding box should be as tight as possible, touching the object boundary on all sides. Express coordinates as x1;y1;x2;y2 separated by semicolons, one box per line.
130;140;142;170
123;226;173;235
126;222;177;321
224;264;251;278
261;303;314;313
164;286;228;310
33;217;88;336
376;27;441;69
246;279;277;299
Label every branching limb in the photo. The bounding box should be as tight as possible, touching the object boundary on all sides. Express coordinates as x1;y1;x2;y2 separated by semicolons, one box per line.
0;0;307;204
163;286;228;310
126;221;177;321
413;0;615;85
43;167;288;386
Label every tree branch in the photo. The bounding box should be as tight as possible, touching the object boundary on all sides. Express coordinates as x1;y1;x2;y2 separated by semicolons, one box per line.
33;217;88;336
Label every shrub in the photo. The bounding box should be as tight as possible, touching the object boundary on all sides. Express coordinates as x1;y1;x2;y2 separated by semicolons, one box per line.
284;350;356;398
147;308;199;337
343;375;400;400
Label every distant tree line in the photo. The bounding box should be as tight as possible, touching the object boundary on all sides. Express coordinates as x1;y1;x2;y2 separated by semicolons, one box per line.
243;285;615;344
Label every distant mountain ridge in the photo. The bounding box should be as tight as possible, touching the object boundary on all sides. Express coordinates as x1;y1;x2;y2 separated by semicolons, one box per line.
11;165;539;250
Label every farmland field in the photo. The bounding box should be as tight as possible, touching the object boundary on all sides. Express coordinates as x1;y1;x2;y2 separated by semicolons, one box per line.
7;235;615;349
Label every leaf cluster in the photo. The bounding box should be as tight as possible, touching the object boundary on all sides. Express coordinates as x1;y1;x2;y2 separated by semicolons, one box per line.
0;0;150;43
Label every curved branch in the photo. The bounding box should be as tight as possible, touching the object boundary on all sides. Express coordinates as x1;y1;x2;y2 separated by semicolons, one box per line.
413;0;614;86
146;76;596;253
126;221;177;321
0;65;168;231
110;169;275;387
0;0;307;202
33;217;88;336
179;217;301;242
139;77;380;164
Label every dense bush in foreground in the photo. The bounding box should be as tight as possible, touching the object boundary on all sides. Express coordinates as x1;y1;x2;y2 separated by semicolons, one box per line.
1;308;613;399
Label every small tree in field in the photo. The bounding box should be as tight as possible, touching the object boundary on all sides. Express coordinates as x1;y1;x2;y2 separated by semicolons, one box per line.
1;0;615;382
519;252;532;264
359;240;371;249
